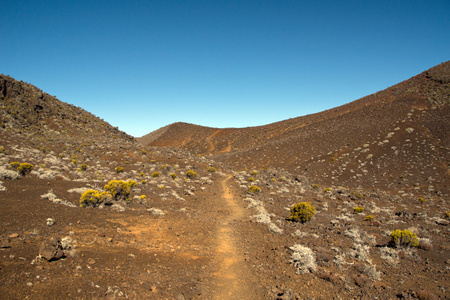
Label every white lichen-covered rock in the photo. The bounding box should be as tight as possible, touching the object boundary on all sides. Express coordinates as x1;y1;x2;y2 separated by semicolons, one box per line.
290;244;317;274
0;166;20;180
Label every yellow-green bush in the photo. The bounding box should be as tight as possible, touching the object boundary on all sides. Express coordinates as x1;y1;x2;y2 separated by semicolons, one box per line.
72;159;78;165
10;162;20;169
139;195;146;200
208;167;216;172
365;215;374;221
250;171;258;176
79;190;111;207
354;207;364;214
151;171;160;178
80;164;87;171
139;172;145;177
141;179;146;184
249;185;261;193
186;170;197;178
445;211;450;220
389;229;419;248
104;180;137;201
290;202;315;223
170;173;177;180
115;166;124;173
248;177;255;182
17;163;33;176
0;146;5;154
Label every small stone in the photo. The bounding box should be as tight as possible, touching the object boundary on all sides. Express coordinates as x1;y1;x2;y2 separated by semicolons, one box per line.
87;258;96;265
39;236;65;261
8;233;19;238
46;218;55;226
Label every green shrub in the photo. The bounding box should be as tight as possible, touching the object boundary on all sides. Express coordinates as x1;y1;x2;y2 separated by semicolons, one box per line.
80;164;87;171
72;159;78;165
249;185;261;193
0;146;5;154
323;188;332;193
115;166;124;173
79;190;111;207
170;173;177;180
354;207;364;214
389;229;419;248
419;197;426;203
186;170;197;178
141;179;146;184
445;211;450;220
139;172;145;178
248;177;255;182
250;171;258;176
10;162;20;169
151;171;160;178
104;180;137;201
139;195;146;200
17;163;33;176
290;202;315;223
365;215;374;221
208;167;216;172
142;150;147;155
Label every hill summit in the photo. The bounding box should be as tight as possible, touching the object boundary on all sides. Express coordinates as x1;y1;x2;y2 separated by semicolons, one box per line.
139;61;450;194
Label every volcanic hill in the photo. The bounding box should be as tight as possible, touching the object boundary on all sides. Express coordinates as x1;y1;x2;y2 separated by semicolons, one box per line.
140;61;450;195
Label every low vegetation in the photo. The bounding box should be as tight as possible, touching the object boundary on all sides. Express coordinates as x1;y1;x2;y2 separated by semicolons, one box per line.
389;229;419;248
290;202;315;223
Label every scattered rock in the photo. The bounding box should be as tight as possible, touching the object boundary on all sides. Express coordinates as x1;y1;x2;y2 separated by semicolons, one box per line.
46;218;55;226
39;236;65;261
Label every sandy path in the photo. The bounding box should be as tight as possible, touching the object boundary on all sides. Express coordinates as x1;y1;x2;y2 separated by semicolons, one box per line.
207;174;258;299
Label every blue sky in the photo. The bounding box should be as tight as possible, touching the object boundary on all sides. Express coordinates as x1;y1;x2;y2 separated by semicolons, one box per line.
2;1;449;137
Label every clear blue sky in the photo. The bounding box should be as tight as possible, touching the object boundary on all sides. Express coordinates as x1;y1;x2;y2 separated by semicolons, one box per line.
2;1;449;137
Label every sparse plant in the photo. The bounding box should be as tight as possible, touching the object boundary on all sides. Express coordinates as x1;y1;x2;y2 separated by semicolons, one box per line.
10;162;20;169
139;195;146;200
323;188;332;193
419;197;426;203
151;171;160;178
290;202;315;223
72;159;78;165
170;173;177;180
250;171;258;176
161;164;166;170
290;244;317;274
365;215;374;221
80;164;87;171
208;166;216;172
445;211;450;220
141;150;147;155
354;207;364;214
17;163;33;176
79;190;111;207
248;177;255;182
0;146;5;154
249;185;261;193
115;166;124;173
389;229;419;248
104;180;137;201
312;184;319;189
186;170;197;178
139;172;145;178
141;179;146;184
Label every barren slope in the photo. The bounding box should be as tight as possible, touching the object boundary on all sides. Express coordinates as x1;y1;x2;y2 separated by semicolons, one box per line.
140;61;450;195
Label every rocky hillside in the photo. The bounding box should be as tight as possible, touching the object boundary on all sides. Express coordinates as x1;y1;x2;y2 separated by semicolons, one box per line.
140;61;450;195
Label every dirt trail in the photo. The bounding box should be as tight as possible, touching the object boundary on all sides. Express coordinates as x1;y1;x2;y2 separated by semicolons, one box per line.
206;129;221;153
208;174;258;299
